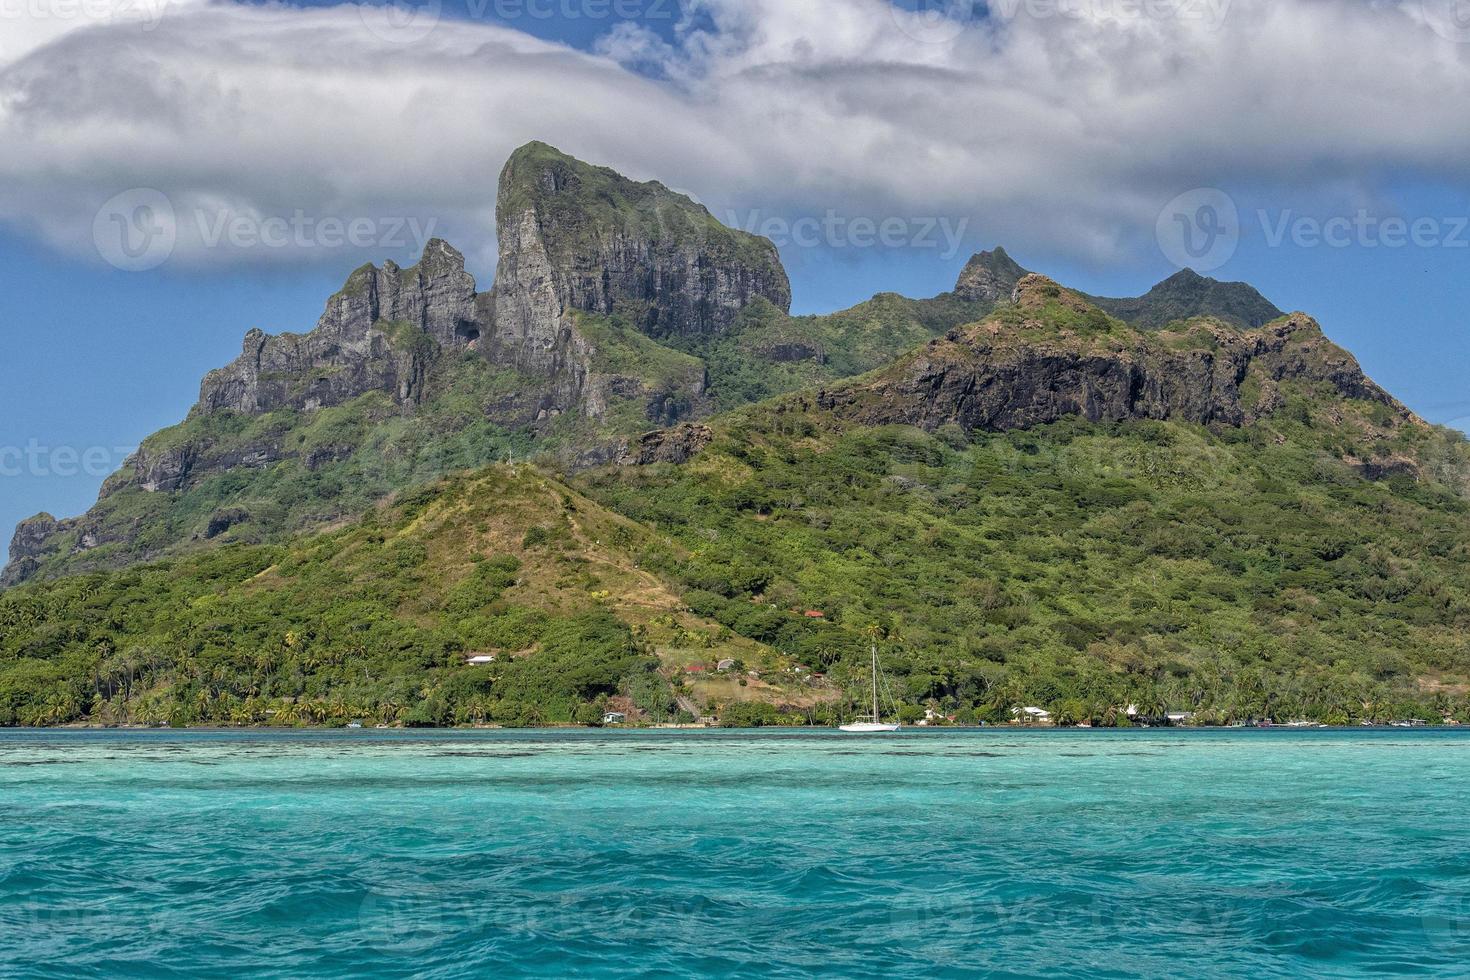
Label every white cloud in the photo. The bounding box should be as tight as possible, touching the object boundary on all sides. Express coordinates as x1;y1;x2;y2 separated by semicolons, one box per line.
2;0;1470;276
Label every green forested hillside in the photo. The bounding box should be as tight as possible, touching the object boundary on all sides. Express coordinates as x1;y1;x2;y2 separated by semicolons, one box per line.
5;363;1470;726
675;292;993;412
573;294;1470;725
6;144;1470;727
5;287;990;586
582;411;1470;725
24;350;535;577
0;467;823;728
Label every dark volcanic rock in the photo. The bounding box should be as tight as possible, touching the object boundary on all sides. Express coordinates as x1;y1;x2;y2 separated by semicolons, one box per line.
954;247;1028;303
487;142;785;427
8;513;59;558
204;506;251;540
103;439;286;498
617;424;715;465
761;341;825;364
1;514;60;586
1;143;793;587
811;276;1403;435
1346;455;1420;481
1088;268;1283;330
198;239;477;416
491;141;790;341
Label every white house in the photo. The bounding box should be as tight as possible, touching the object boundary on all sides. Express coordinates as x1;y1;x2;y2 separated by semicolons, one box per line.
1013;706;1052;724
465;655;496;665
602;712;627;725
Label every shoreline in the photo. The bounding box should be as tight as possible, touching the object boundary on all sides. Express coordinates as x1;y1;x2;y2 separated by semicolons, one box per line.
5;722;1464;734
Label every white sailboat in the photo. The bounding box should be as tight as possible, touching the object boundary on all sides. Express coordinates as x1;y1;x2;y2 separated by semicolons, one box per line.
840;635;900;733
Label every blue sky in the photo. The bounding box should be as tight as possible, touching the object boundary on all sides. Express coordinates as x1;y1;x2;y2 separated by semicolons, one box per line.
3;0;1470;543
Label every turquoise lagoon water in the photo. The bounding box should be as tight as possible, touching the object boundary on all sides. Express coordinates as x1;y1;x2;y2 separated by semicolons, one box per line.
1;729;1468;978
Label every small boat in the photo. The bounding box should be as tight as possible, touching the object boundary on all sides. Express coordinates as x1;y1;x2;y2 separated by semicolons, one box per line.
840;634;900;733
841;721;901;733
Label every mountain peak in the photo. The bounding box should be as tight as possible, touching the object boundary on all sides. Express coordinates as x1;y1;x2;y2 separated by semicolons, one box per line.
1091;268;1282;330
494;142;791;339
0;146;1420;593
815;276;1403;440
954;246;1028;302
1009;272;1070;305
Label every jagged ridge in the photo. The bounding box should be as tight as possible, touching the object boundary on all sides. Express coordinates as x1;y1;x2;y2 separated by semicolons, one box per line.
1087;268;1283;330
0;154;1424;589
807;274;1408;442
2;144;799;586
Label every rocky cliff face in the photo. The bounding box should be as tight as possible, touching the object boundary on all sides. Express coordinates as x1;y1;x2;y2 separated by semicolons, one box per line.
2;143;792;586
189;144;790;432
492;141;791;340
0;149;1416;589
0;515;59;587
953;247;1028;303
953;250;1284;332
198;239;478;416
482;142;790;430
808;275;1404;434
616;424;716;466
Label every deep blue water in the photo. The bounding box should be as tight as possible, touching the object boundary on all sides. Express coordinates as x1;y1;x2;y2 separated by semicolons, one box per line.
1;728;1468;978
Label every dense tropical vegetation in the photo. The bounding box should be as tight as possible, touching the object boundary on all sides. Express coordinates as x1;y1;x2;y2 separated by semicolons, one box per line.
5;383;1470;727
6;181;1470;726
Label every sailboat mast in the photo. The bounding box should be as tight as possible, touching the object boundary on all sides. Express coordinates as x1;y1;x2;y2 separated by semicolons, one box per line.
871;639;879;723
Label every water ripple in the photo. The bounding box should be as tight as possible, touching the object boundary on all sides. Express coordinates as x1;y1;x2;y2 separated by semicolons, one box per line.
2;729;1468;977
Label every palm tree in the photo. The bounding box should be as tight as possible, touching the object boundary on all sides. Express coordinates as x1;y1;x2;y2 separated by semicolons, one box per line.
1054;699;1089;727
